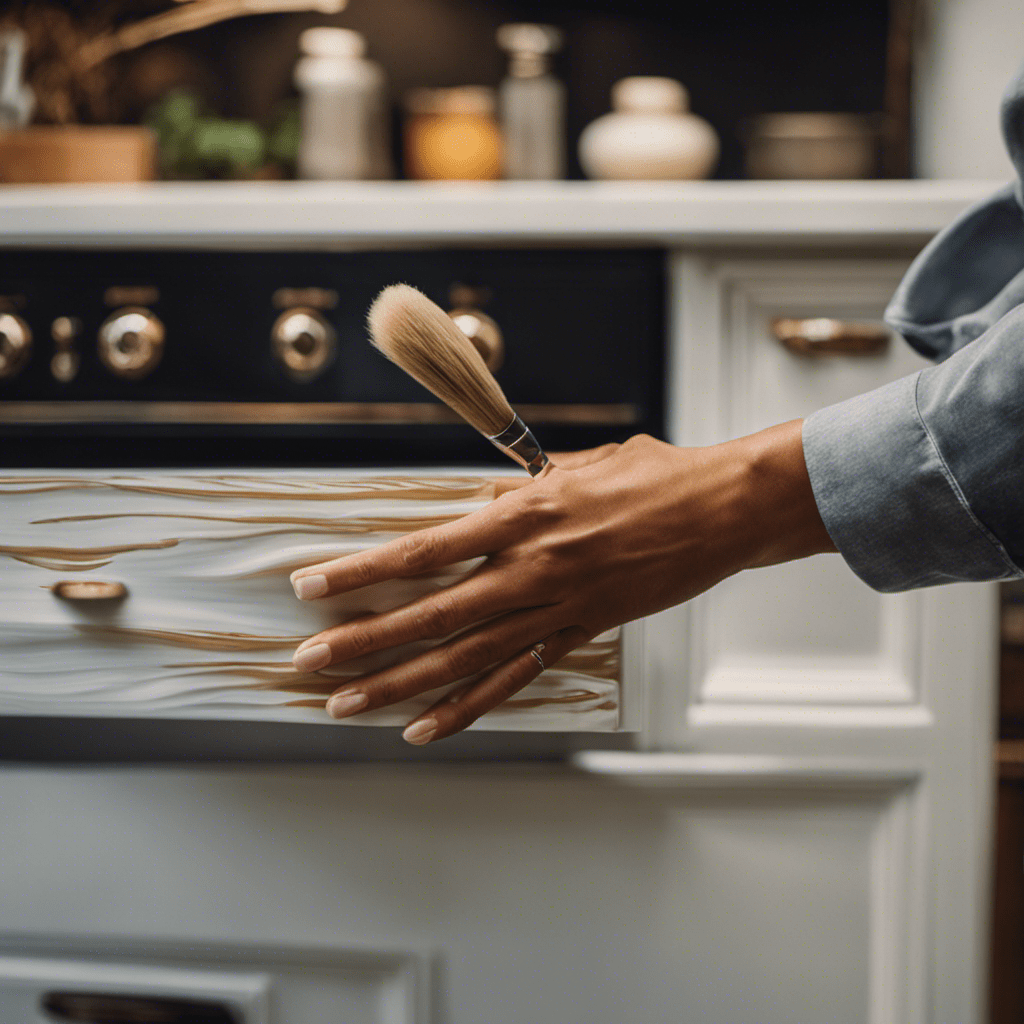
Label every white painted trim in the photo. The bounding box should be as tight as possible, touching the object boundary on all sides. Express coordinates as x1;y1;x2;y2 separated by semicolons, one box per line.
576;751;929;1023
868;785;928;1024
571;750;921;787
0;180;1000;247
0;935;432;1024
618;618;648;733
686;703;935;730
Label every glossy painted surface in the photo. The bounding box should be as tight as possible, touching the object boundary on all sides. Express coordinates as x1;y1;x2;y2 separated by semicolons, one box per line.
0;470;626;731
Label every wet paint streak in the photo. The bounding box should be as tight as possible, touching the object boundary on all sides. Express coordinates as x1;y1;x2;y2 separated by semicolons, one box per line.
77;624;305;651
30;511;467;532
0;475;497;502
285;689;616;712
503;689;611;710
555;643;620;681
0;538;179;571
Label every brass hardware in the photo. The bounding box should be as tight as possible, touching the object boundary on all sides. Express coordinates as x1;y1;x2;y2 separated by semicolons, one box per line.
0;311;32;378
450;310;504;371
272;286;338;310
104;285;159;307
271;307;336;381
0;400;639;425
50;351;80;383
42;991;234;1024
52;580;128;601
51;316;80;345
448;283;503;371
98;307;165;379
51;316;81;383
771;317;890;356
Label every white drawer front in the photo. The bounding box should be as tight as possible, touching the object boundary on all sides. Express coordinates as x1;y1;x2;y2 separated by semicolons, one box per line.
685;259;931;707
0;470;637;731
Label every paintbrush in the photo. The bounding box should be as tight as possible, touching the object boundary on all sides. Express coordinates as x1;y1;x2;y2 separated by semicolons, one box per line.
367;284;550;476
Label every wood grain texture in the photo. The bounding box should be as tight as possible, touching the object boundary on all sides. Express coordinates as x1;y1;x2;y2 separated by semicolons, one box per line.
0;469;622;731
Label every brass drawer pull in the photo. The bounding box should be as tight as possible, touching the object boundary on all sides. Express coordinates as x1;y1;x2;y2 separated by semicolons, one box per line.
771;317;890;356
52;580;128;601
43;991;235;1023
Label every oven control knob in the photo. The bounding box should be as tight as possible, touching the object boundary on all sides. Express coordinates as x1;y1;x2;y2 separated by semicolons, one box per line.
98;307;165;379
272;307;336;381
0;312;32;379
447;284;503;371
449;308;504;371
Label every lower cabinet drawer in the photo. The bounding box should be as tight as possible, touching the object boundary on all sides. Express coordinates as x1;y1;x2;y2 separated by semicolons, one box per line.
0;470;639;732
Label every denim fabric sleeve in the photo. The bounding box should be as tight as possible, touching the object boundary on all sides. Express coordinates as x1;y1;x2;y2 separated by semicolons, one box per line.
800;62;1024;592
802;306;1024;592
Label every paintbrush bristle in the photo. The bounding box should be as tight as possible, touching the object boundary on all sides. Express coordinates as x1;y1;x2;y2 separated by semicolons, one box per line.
368;284;515;438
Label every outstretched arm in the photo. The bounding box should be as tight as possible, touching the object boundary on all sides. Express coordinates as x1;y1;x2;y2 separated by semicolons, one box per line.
290;421;836;745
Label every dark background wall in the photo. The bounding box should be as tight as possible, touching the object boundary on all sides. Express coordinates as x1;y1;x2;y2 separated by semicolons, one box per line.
7;0;892;178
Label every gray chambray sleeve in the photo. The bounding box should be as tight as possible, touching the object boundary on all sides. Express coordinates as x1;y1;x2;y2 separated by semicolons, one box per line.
802;311;1024;592
802;64;1024;593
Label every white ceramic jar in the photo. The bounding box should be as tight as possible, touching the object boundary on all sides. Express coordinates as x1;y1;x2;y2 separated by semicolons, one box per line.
578;76;718;180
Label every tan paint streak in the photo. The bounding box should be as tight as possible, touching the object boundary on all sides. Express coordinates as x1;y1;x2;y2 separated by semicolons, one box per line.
1;475;497;503
286;690;616;712
30;511;467;533
503;689;608;709
10;555;114;572
78;624;304;651
0;538;179;571
161;659;291;670
160;662;356;693
0;539;178;559
556;642;620;682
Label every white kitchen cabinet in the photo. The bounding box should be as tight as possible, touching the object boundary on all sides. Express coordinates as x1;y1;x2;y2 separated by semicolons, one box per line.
625;250;999;1023
0;183;1003;1024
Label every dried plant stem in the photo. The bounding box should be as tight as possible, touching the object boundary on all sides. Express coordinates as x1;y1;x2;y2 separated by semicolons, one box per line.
79;0;347;70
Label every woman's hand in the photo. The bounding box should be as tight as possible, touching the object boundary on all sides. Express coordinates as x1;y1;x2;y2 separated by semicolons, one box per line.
289;423;835;744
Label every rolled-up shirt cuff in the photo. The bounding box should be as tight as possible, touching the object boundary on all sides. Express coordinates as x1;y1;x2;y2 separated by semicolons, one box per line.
802;373;1021;592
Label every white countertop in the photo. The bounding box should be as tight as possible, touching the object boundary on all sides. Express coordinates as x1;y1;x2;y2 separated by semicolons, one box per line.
0;179;1003;247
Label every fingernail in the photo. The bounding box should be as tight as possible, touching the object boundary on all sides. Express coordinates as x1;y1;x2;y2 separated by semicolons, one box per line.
327;691;368;718
292;573;328;601
293;642;331;672
402;718;437;745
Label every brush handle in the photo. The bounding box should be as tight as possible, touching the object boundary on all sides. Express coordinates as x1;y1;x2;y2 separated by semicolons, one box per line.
488;414;550;476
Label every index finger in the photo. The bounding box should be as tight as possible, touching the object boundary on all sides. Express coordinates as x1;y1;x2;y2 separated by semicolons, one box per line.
290;498;515;600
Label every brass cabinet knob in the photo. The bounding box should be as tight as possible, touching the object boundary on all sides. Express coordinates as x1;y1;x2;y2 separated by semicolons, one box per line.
0;312;32;378
98;306;165;379
52;580;128;601
272;307;336;381
447;283;503;371
50;315;81;383
449;309;504;372
771;317;890;356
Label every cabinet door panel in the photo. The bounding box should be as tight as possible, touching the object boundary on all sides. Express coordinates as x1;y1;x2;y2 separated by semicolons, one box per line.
696;261;929;706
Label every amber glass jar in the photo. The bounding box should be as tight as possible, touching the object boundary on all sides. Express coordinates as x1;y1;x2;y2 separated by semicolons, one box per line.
404;86;503;181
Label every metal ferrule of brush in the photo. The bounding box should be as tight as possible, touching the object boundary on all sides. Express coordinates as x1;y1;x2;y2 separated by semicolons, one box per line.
488;414;550;476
